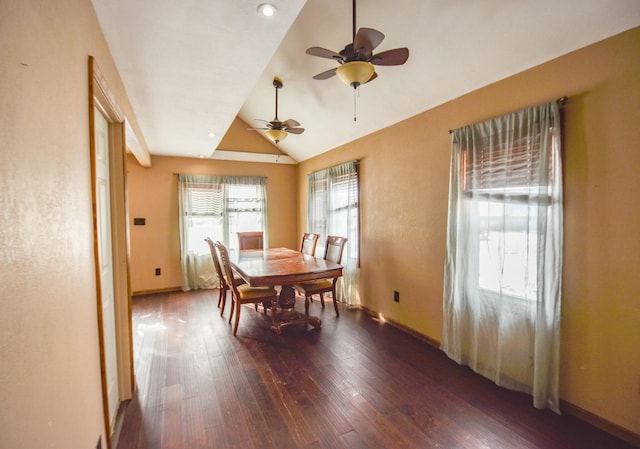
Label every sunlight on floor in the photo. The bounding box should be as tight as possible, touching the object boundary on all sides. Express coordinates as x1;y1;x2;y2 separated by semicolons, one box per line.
136;322;167;336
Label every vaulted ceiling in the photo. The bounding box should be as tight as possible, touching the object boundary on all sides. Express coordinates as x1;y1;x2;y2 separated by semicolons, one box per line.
91;0;640;163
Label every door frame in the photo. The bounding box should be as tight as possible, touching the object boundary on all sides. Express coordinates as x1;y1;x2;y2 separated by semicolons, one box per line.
88;56;134;449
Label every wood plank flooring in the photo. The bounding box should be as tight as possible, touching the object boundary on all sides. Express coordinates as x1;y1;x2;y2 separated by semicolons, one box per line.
117;290;637;449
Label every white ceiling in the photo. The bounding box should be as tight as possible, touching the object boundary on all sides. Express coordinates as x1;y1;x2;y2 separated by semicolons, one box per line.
92;0;640;163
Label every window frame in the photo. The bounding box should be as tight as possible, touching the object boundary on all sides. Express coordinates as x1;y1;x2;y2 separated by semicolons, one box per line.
180;176;267;255
307;161;359;264
460;125;554;303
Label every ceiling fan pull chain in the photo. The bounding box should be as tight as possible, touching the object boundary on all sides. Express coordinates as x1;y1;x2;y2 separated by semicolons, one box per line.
353;88;357;122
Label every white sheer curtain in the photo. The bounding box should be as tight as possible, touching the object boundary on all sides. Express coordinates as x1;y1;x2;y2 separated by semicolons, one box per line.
442;101;563;412
308;160;360;307
178;174;267;291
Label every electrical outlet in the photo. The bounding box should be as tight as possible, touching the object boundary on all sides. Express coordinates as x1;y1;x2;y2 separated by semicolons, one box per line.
155;268;161;276
394;290;400;302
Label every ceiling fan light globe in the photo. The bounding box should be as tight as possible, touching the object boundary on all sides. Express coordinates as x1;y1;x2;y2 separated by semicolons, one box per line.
336;61;375;88
266;129;287;144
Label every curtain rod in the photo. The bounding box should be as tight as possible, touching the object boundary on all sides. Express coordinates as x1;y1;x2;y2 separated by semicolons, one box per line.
172;173;268;178
448;96;567;134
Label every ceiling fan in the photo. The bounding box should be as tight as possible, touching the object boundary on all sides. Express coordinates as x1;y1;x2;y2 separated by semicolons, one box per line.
249;77;304;144
305;0;409;89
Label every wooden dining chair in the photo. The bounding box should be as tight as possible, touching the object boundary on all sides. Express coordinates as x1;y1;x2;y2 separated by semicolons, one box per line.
205;237;246;316
294;235;348;317
214;241;278;336
300;232;320;256
237;231;264;250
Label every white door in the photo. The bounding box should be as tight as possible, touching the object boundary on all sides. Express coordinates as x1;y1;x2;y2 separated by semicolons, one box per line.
94;105;120;426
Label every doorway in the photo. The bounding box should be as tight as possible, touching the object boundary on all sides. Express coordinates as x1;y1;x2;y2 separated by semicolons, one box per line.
89;56;134;449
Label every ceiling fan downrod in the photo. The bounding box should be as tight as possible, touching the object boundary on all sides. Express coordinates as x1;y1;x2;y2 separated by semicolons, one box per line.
352;0;357;41
273;77;283;122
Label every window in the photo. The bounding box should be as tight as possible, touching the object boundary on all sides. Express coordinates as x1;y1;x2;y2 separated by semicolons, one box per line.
180;176;267;255
307;161;360;306
476;199;539;299
463;133;553;301
178;175;267;290
442;101;563;412
182;182;224;256
308;161;359;261
225;183;267;251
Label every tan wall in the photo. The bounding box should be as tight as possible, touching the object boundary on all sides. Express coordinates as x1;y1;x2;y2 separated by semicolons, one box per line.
298;27;640;437
0;0;147;448
127;155;298;293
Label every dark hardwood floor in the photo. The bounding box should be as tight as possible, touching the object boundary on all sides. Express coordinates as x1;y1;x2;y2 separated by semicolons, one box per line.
117;289;637;449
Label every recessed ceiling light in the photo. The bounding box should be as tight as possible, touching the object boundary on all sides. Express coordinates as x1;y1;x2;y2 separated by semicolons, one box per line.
207;131;216;138
257;3;277;17
198;154;204;158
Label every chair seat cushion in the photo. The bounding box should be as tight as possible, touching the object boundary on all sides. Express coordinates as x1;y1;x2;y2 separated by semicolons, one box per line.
295;279;332;294
237;284;277;300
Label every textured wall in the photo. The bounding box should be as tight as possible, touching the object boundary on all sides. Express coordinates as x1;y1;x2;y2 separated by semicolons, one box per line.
127;154;298;293
297;27;640;437
0;0;145;447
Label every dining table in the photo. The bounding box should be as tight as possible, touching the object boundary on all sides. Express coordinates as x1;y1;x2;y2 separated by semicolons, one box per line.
230;247;343;334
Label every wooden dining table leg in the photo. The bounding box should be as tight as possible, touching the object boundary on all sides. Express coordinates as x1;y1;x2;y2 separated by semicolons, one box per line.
278;284;297;310
270;285;321;334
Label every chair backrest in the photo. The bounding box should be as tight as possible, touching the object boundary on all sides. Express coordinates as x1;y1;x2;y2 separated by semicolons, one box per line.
205;237;226;288
213;241;239;296
237;231;264;250
300;232;319;256
324;235;348;264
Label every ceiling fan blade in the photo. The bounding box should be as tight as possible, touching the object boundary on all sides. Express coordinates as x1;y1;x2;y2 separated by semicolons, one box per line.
286;127;305;135
248;127;269;131
370;48;409;66
312;67;338;80
254;118;270;124
306;46;343;61
353;27;385;57
283;119;300;128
